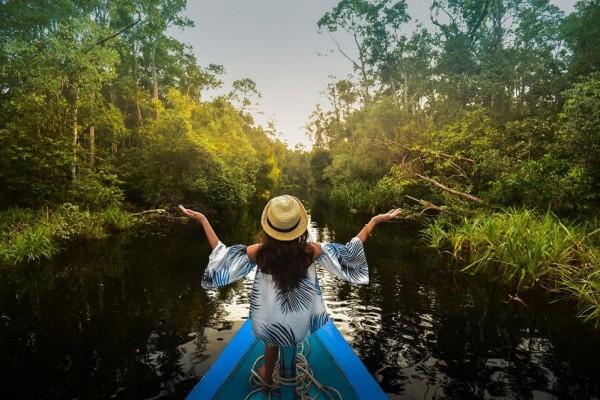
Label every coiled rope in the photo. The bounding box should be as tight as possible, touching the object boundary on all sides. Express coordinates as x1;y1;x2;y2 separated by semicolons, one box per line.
243;341;342;400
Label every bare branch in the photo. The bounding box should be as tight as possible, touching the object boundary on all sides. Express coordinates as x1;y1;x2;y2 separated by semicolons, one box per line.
409;146;475;163
415;173;485;204
328;32;361;71
405;195;446;212
131;209;167;216
84;11;142;52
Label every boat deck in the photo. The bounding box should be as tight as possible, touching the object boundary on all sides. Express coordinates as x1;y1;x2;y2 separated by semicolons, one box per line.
187;320;386;399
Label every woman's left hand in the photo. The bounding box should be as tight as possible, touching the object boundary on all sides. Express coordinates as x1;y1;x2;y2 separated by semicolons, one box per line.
178;205;206;223
371;208;403;224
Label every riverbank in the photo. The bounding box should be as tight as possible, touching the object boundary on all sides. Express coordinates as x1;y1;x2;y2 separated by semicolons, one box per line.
424;209;600;327
0;204;135;265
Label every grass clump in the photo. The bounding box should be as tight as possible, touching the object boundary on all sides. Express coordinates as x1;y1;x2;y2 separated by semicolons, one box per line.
330;177;407;213
0;223;57;264
101;206;133;232
0;204;133;266
424;208;600;327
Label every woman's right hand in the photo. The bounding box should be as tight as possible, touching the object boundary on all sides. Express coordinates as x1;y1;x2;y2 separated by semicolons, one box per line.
178;205;206;223
179;205;220;249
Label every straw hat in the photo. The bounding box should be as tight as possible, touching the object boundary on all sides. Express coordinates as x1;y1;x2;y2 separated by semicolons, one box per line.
261;195;308;241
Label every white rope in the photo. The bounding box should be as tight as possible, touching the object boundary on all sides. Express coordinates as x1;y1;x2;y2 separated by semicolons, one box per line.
243;341;343;400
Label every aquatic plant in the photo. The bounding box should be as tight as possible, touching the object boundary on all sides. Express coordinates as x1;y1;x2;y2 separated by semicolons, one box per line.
558;250;600;328
424;209;600;325
1;223;57;264
0;205;135;266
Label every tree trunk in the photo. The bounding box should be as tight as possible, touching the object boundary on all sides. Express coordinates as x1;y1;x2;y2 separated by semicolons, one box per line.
89;125;95;169
133;42;142;125
152;44;158;100
354;32;370;106
89;91;96;168
403;79;408;113
151;39;159;119
72;85;79;181
359;66;370;106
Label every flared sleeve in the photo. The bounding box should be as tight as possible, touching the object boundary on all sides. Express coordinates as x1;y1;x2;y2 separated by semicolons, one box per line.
316;236;369;284
201;241;257;289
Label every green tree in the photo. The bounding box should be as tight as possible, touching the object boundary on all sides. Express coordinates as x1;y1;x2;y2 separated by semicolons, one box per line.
562;0;600;79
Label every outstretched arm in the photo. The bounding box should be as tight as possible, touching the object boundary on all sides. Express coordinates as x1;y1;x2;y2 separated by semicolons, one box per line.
356;208;404;242
179;205;257;289
315;208;403;285
178;205;219;249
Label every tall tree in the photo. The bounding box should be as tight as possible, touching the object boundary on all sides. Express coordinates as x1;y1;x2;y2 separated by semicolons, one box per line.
318;0;410;106
562;0;600;79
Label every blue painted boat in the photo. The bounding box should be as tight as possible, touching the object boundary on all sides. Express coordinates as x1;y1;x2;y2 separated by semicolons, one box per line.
187;320;387;399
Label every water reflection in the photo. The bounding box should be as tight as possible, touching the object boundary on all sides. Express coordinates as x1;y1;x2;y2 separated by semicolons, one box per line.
0;203;599;399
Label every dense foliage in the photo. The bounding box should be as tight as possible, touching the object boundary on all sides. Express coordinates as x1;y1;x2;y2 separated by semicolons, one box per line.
310;0;600;216
309;0;600;325
0;0;290;213
0;0;318;265
2;0;600;325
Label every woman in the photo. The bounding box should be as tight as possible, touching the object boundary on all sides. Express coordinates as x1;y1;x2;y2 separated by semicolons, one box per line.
179;195;401;387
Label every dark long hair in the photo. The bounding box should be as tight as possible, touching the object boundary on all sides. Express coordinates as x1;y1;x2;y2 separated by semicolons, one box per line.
256;229;313;292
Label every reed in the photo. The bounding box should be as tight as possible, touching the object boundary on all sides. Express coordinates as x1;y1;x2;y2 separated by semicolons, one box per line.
330;181;374;211
558;249;600;328
1;223;57;264
424;209;600;326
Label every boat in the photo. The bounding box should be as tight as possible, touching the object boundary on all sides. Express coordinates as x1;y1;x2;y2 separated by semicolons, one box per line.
186;319;387;399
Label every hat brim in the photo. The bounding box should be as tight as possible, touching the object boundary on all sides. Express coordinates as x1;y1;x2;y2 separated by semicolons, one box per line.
260;197;308;241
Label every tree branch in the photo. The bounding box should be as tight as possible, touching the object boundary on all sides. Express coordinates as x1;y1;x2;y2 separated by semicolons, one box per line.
415;173;485;204
328;32;361;71
468;0;491;41
409;146;475;163
84;11;142;52
405;195;446;212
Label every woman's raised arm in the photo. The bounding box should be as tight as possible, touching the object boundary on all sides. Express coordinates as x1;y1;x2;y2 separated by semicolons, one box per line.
315;208;403;285
178;205;258;289
178;205;220;249
356;208;404;242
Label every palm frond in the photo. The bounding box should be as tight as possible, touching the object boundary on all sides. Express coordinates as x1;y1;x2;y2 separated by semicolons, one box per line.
256;322;297;346
249;274;262;318
201;267;229;289
310;311;329;333
276;277;314;314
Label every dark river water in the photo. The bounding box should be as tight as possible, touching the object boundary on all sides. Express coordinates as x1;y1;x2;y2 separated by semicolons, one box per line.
1;200;599;399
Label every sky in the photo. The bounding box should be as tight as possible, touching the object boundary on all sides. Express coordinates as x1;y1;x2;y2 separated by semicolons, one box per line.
169;0;576;149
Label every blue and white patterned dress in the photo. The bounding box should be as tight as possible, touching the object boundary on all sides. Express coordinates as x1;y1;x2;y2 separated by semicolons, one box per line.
202;237;369;346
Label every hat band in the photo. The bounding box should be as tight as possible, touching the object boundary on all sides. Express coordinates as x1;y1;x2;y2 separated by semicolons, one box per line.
266;216;301;233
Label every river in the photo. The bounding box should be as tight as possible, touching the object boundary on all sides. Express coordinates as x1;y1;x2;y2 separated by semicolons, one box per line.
1;200;599;399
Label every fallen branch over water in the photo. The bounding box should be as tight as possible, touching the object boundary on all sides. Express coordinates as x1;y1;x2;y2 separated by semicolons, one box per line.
130;209;189;225
405;195;446;213
130;209;168;217
414;173;486;205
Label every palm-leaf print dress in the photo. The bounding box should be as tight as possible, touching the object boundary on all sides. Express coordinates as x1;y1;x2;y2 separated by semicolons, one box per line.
202;237;369;346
